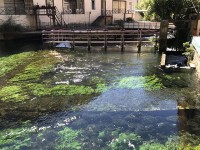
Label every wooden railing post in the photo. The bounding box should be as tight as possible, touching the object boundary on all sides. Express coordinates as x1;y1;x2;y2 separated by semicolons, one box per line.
87;29;91;52
121;29;125;52
72;29;75;50
104;29;107;52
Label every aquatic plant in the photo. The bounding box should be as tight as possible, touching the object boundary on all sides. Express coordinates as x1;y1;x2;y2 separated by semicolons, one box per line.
160;74;188;88
10;51;61;83
0;85;29;102
139;133;200;150
26;83;51;97
0;52;33;77
51;85;95;96
108;133;141;150
139;142;166;150
0;126;33;150
89;76;108;93
116;75;164;90
56;127;82;150
95;83;108;93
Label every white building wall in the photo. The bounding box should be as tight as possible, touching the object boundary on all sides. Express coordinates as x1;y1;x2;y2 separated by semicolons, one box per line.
63;0;102;24
33;0;45;6
112;0;142;22
34;0;142;25
0;0;143;28
0;15;35;27
0;0;4;7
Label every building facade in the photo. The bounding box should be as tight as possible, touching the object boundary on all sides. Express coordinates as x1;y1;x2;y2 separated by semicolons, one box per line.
0;0;141;29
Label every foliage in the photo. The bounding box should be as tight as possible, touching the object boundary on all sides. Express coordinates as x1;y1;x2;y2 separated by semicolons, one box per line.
182;42;195;62
116;75;164;90
126;17;134;22
137;0;200;21
56;127;82;150
0;17;24;32
108;133;141;150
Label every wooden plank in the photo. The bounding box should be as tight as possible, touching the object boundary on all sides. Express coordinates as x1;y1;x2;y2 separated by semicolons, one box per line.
45;41;149;44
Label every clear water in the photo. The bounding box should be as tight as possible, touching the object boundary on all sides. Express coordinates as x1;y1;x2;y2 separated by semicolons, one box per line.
0;41;200;149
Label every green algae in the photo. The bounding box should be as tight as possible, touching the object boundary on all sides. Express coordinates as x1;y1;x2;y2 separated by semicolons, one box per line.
0;52;33;77
26;83;51;97
108;133;141;150
0;86;29;102
89;76;108;93
116;75;164;90
0;126;33;150
10;51;60;83
51;85;95;96
27;83;95;97
0;51;109;102
56;127;82;150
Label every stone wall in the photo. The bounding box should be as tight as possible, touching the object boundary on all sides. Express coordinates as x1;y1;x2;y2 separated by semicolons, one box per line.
192;49;200;79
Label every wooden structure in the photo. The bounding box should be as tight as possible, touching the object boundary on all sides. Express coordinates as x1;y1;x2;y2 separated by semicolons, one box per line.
42;29;159;52
124;22;160;30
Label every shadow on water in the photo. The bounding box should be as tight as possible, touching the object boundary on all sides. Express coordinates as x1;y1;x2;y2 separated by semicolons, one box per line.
0;40;43;56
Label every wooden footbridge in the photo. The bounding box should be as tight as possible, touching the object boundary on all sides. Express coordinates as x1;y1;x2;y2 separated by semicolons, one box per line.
42;21;166;52
42;29;158;52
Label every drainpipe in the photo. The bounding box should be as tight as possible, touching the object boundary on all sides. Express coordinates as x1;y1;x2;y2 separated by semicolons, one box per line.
197;4;200;35
104;0;106;26
123;1;127;22
89;11;91;25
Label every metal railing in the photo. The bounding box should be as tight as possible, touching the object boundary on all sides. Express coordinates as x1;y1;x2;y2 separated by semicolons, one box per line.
63;8;84;14
0;7;33;15
124;22;161;30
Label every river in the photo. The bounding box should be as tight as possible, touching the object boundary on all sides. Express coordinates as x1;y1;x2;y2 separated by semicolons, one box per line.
0;40;200;149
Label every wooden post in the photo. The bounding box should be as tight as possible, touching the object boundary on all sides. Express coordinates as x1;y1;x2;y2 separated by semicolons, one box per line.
123;1;127;22
159;20;169;53
52;7;56;27
72;30;75;50
121;29;125;52
140;29;142;39
104;29;107;52
104;0;107;26
88;30;91;52
154;31;158;52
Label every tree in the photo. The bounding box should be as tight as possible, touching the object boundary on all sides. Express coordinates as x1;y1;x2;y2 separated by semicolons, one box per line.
137;0;200;21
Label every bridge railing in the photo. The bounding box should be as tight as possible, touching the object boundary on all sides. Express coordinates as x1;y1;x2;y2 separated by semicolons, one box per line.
124;21;160;30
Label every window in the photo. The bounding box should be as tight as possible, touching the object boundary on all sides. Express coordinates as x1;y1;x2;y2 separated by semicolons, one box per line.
91;0;95;10
113;0;126;14
129;2;132;11
46;0;54;6
63;0;84;14
4;0;26;15
24;0;33;14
